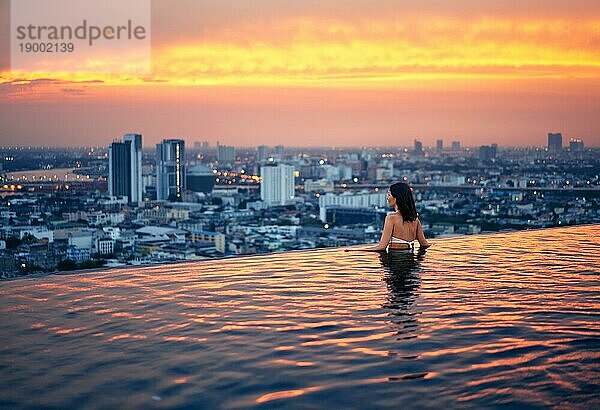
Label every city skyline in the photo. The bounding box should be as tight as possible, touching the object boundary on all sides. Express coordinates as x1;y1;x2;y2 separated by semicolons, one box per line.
1;1;599;147
0;137;593;150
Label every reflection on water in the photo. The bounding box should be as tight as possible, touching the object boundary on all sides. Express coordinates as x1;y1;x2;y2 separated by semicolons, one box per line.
380;249;426;345
380;249;425;309
0;225;599;409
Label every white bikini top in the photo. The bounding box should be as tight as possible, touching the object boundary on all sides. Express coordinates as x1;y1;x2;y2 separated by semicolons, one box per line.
390;236;413;245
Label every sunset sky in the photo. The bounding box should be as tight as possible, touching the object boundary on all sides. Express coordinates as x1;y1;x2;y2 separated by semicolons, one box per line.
1;0;599;147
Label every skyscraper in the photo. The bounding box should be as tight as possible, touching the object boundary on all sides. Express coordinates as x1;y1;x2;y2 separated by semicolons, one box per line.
156;139;186;201
260;163;295;206
490;143;498;158
274;144;284;157
414;139;423;155
548;133;562;152
257;145;269;162
436;139;443;152
478;145;496;161
569;138;584;152
108;133;142;204
451;141;461;151
217;143;236;164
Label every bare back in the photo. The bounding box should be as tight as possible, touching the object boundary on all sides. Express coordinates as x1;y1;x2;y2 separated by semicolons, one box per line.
389;213;419;242
370;212;430;251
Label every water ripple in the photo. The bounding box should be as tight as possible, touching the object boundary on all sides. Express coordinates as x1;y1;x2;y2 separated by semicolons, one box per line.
0;225;599;409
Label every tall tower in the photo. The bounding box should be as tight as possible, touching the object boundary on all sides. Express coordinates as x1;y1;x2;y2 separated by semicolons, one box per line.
260;163;295;206
274;144;284;157
548;133;562;152
156;139;186;201
217;143;236;164
257;145;269;162
436;139;443;152
414;139;423;155
569;138;584;152
108;133;142;204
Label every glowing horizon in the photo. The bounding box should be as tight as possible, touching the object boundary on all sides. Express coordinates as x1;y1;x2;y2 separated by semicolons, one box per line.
3;16;600;86
1;4;599;147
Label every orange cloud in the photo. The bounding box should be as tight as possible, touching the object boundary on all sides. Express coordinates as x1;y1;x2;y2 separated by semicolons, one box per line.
2;15;599;93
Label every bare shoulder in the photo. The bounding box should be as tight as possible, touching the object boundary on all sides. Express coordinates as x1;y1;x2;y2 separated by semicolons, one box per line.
386;213;401;222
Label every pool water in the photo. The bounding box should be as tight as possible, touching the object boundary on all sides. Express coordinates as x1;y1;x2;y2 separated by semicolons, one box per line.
1;225;599;409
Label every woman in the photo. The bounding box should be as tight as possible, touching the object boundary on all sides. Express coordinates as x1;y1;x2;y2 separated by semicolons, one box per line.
367;182;430;251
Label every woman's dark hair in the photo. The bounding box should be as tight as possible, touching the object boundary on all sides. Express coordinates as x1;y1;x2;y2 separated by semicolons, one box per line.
390;182;418;222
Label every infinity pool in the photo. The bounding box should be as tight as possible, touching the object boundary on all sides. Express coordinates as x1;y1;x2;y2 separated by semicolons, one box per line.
1;225;599;409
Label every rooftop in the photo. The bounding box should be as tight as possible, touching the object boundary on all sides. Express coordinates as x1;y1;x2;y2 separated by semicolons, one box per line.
1;225;598;408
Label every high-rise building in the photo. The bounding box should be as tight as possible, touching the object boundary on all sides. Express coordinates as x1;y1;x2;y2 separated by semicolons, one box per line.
156;139;186;201
548;133;562;152
257;145;269;162
478;145;496;161
193;141;210;150
414;139;423;155
217;143;236;164
490;143;498;158
108;133;142;204
451;141;461;151
436;139;443;152
274;145;284;156
569;138;584;152
260;163;295;206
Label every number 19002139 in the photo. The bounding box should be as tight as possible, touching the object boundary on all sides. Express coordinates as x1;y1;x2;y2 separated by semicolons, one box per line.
18;43;75;53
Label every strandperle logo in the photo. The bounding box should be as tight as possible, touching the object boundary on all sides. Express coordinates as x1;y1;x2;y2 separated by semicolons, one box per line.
10;0;151;74
15;19;147;46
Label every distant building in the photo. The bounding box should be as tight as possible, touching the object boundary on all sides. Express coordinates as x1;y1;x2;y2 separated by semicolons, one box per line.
66;246;91;263
436;139;443;152
414;139;423;155
142;172;156;197
274;144;284;156
451;141;461;151
257;145;269;162
367;165;392;182
320;165;341;181
68;230;93;250
189;230;226;253
318;191;387;221
478;145;496;161
325;207;387;225
217;143;236;164
305;179;334;193
156;139;186;201
96;239;114;255
194;141;210;150
16;226;54;243
108;133;143;204
136;226;187;243
490;143;498;158
260;163;295;206
186;165;215;193
569;138;584;152
548;133;562;152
